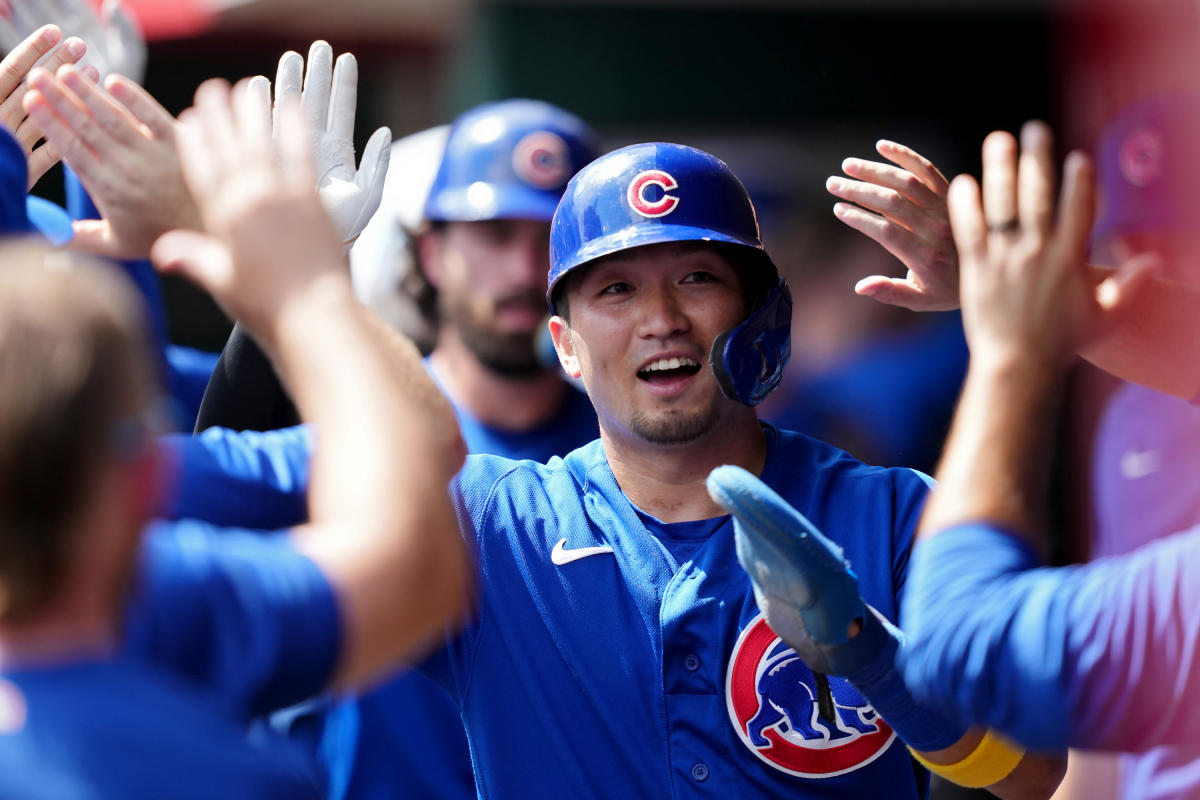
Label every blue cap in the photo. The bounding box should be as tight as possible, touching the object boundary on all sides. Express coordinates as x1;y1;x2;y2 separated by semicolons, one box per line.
0;125;73;243
1093;94;1200;244
548;142;790;406
424;99;598;223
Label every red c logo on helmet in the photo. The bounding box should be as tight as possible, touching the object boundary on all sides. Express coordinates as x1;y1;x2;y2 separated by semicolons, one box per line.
628;170;680;218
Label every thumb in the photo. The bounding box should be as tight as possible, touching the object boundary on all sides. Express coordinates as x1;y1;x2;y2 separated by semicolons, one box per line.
150;229;233;295
1096;252;1161;314
356;125;391;193
68;219;121;258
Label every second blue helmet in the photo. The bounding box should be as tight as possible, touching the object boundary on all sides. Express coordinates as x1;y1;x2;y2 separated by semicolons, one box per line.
424;99;599;224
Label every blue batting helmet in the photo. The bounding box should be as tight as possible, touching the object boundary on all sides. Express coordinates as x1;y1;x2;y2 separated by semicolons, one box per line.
548;142;791;406
424;99;599;223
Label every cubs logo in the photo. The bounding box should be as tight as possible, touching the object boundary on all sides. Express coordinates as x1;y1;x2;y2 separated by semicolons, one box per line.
1118;127;1164;188
627;170;680;218
726;614;895;779
512;131;571;189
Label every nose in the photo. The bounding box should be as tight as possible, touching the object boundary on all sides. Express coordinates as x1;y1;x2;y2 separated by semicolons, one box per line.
499;231;551;292
636;283;690;341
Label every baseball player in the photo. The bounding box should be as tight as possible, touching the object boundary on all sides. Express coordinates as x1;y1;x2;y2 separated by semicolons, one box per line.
0;77;470;796
188;135;1059;795
408;142;1055;797
316;99;601;800
887;120;1194;753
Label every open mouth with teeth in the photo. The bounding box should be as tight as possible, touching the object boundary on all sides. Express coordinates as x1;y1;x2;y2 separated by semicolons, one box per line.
637;356;703;383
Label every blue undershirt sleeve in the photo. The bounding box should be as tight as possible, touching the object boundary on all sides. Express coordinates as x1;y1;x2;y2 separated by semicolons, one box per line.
123;520;342;719
159;425;313;529
900;523;1200;751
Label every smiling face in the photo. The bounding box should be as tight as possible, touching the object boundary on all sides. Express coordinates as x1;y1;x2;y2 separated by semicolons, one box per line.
421;218;552;376
549;241;750;446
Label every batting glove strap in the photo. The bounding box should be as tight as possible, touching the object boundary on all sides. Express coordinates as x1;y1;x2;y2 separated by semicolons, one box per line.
845;607;969;753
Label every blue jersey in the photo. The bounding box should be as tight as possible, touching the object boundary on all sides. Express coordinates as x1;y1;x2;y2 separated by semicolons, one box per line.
0;519;340;798
159;425;312;530
0;658;321;799
123;519;341;720
902;523;1200;752
420;425;932;798
319;378;599;800
451;381;597;462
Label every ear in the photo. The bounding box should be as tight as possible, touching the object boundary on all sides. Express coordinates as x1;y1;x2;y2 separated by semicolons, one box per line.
416;229;444;289
125;442;167;525
548;315;581;379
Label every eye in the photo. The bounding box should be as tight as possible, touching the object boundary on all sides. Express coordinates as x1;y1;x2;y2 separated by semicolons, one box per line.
599;281;633;295
682;270;718;284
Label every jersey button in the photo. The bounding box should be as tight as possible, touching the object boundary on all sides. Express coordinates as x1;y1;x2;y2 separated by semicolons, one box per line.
691;763;709;782
683;653;701;672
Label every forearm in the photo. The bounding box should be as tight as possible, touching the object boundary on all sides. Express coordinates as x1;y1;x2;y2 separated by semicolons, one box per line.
1078;266;1200;400
920;355;1061;540
903;523;1200;751
262;273;470;687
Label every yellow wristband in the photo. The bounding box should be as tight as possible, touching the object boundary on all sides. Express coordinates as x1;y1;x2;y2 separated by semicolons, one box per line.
909;730;1025;788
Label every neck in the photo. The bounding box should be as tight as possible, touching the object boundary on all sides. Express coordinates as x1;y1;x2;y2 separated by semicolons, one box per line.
430;330;569;432
602;410;767;523
0;575;122;669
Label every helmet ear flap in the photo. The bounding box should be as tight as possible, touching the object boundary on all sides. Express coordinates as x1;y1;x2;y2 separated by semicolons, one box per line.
709;279;792;406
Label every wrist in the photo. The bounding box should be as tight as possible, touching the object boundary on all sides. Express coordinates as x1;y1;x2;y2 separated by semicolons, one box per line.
263;271;359;355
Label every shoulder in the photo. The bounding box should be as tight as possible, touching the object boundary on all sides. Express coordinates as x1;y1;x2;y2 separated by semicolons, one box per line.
767;425;932;495
453;444;592;518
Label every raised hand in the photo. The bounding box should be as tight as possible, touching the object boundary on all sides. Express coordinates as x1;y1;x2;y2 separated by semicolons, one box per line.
0;0;146;82
949;121;1158;369
272;41;390;249
22;65;200;257
0;23;95;187
827;140;957;311
151;78;347;336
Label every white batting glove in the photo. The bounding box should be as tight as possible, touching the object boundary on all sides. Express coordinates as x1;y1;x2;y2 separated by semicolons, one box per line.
274;41;391;250
0;0;146;82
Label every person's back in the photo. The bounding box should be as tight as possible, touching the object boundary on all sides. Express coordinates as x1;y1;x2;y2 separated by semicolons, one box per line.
0;657;319;799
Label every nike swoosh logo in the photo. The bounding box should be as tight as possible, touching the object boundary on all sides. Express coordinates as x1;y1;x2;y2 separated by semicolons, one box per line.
551;538;615;566
1120;448;1162;480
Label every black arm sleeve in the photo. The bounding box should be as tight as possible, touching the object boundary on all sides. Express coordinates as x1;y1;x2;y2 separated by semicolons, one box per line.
194;322;300;433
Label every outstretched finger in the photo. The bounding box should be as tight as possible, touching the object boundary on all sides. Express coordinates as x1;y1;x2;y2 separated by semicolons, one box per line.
22;76;101;174
981;130;1018;232
876;140;950;196
301;40;332;134
827;175;935;233
833;201;924;263
1053;151;1096;267
106;74;175;139
328;51;357;142
0;24;60;99
853;274;930;311
275;97;314;190
233;75;273;163
272;49;301;132
946;173;987;267
841;156;944;209
1096;253;1161;314
56;64;142;145
1017;121;1055;236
